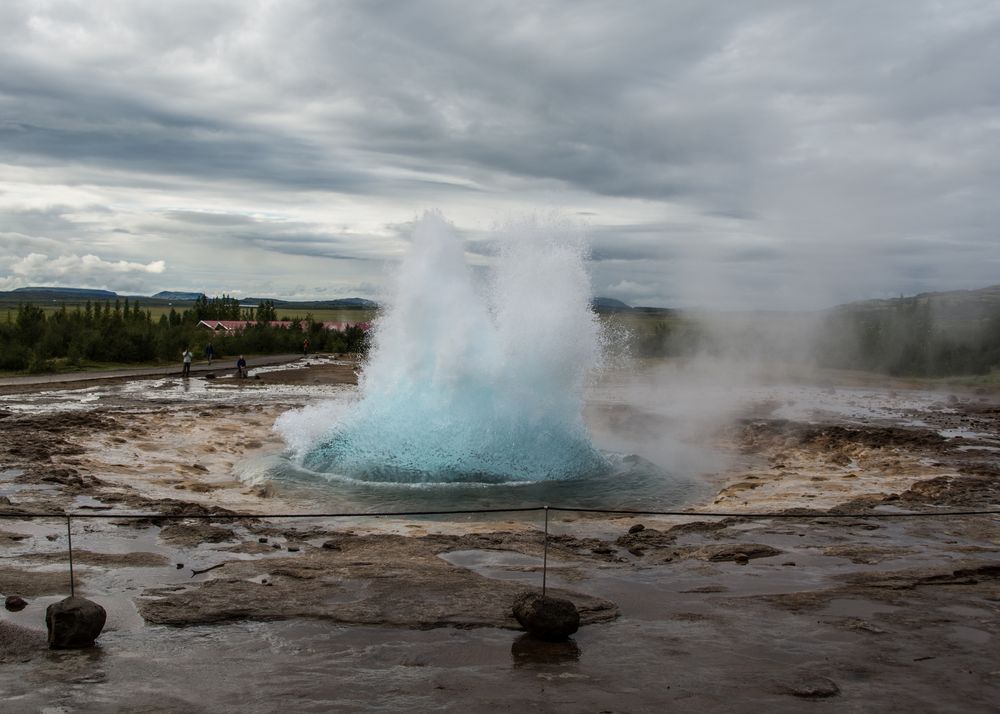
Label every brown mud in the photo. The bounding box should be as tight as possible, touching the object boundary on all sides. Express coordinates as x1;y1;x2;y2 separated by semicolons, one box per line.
0;360;997;711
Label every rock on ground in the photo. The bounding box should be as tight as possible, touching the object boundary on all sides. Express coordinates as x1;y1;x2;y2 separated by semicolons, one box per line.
45;596;107;649
512;592;581;641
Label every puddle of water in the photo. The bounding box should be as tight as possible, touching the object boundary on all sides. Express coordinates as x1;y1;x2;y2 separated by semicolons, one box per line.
941;604;995;618
939;428;999;441
0;482;60;498
823;598;899;618
946;625;993;646
440;549;547;569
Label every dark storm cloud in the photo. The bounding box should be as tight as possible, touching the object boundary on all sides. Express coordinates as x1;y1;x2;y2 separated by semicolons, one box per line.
0;117;371;193
234;232;378;261
151;209;406;263
0;205;106;237
0;2;811;205
1;1;998;305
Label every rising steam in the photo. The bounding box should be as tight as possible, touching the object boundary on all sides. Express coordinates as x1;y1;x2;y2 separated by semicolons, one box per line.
276;212;608;483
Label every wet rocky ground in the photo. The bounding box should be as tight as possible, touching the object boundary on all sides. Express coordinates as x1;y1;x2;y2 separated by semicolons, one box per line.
0;360;998;711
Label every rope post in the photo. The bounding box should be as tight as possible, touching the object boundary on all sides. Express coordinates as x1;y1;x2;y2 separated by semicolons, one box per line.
542;506;549;599
66;515;75;598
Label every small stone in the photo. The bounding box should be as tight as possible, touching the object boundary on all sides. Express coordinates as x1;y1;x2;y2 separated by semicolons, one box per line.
786;676;840;699
287;546;300;553
512;592;580;641
321;540;341;550
45;596;107;649
272;543;281;549
628;547;645;556
591;546;614;555
5;595;27;612
250;483;275;498
628;523;645;534
734;553;750;565
176;563;184;569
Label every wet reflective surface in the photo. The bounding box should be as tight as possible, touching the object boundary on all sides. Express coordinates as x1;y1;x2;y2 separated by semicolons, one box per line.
2;362;998;711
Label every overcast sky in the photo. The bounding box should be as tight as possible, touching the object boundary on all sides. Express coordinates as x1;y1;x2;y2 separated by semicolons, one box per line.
1;1;998;309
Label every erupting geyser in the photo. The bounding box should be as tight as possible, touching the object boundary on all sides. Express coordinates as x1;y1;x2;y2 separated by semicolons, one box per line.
277;212;609;484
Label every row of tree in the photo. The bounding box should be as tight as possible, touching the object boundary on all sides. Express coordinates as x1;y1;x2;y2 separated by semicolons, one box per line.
0;299;368;372
7;294;998;377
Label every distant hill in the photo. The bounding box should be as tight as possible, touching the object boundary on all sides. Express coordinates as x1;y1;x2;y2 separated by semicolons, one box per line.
239;297;378;310
826;285;1000;329
292;297;379;310
591;297;632;313
7;287;118;300
152;291;206;301
632;306;677;315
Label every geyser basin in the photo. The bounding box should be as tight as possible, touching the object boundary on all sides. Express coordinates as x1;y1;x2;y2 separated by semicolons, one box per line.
237;450;701;513
277;212;609;487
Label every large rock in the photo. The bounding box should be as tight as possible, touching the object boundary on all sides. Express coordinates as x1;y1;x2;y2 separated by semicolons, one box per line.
512;592;580;641
45;596;107;649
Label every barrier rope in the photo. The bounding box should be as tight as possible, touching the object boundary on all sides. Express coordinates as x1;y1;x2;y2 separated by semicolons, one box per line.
1;505;998;520
2;504;996;603
65;515;75;598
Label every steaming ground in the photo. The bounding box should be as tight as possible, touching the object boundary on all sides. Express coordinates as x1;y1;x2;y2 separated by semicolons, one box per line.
0;359;997;710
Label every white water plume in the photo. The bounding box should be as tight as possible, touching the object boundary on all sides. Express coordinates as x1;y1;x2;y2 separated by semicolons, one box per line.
276;212;608;483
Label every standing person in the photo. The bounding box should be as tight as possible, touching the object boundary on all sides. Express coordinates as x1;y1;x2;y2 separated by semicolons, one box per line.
181;347;193;377
236;355;247;379
205;342;214;365
303;338;309;357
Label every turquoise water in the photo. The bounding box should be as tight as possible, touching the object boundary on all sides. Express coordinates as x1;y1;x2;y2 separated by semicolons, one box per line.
240;451;701;513
278;213;612;492
300;376;609;484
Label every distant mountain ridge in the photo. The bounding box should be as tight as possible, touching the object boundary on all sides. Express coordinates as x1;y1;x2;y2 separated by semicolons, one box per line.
829;284;1000;322
151;290;206;301
0;287;379;310
591;296;632;312
11;287;117;299
238;296;379;310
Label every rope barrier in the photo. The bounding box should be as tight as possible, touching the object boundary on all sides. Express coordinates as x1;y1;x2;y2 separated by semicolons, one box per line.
1;505;997;520
546;506;1000;518
0;506;545;520
2;503;995;605
65;515;75;598
542;506;549;598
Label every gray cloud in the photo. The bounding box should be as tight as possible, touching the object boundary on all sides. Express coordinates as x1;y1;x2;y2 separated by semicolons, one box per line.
0;1;997;306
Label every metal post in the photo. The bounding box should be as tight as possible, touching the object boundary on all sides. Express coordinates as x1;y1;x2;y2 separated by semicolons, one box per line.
66;515;75;597
542;506;549;599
